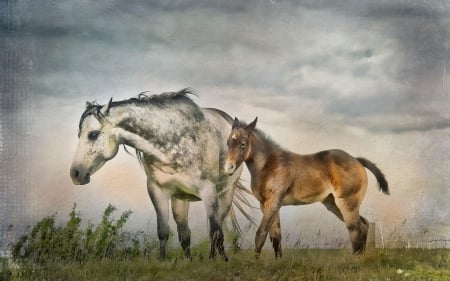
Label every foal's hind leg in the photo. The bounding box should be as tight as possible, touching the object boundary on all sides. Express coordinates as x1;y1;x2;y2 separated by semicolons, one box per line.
334;196;368;254
172;198;192;259
269;211;282;258
321;194;344;222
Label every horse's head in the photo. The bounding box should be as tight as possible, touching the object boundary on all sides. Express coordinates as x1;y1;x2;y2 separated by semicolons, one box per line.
224;117;257;176
70;98;120;185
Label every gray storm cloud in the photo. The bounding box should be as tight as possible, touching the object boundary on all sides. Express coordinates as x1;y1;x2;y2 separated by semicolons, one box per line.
1;0;449;249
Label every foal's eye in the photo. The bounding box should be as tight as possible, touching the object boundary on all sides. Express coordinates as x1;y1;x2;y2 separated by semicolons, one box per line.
88;131;100;141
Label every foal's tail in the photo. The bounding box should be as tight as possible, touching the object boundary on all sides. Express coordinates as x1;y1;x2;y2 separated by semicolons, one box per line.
357;157;390;195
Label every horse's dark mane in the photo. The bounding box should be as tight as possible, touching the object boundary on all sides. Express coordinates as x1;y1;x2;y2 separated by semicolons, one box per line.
78;102;103;135
78;88;197;133
113;88;197;107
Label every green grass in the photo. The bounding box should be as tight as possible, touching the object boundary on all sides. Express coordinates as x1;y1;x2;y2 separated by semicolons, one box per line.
2;205;449;281
3;248;449;281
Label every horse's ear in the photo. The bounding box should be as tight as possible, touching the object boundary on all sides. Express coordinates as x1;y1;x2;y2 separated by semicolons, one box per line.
232;117;239;129
246;117;258;132
100;98;113;116
85;101;93;109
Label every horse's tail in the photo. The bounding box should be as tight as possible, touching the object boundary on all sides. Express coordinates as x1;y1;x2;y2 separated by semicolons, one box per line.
357;157;389;195
229;180;257;236
205;108;257;234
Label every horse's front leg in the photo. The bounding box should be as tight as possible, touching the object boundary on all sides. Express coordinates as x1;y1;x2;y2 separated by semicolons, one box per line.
147;180;170;260
255;199;281;259
200;182;228;261
171;198;192;259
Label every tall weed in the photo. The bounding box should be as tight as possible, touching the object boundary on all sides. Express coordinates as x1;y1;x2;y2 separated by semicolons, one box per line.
12;204;143;264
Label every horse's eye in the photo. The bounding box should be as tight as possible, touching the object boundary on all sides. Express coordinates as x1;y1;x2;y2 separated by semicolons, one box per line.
88;131;100;141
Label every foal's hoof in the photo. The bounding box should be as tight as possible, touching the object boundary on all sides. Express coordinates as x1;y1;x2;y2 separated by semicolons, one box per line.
255;252;260;259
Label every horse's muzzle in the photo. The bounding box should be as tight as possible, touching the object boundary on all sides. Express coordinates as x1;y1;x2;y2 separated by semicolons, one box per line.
70;167;90;185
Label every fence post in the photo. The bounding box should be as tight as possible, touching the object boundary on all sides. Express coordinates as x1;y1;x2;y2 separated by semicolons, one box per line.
367;222;376;249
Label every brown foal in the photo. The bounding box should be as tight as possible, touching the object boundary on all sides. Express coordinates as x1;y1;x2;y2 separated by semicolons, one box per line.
224;117;389;258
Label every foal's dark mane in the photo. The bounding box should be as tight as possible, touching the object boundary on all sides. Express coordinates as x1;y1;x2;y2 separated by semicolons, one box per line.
78;88;196;132
235;121;281;150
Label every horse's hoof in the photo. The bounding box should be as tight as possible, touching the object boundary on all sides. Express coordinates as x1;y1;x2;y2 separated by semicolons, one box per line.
275;251;282;259
352;247;365;255
255;252;260;259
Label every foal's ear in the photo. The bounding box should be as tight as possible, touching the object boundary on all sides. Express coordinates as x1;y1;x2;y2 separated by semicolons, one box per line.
232;117;240;129
100;97;113;116
246;117;258;132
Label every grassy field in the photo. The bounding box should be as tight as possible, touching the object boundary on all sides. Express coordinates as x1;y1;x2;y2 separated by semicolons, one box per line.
2;248;449;281
2;206;448;281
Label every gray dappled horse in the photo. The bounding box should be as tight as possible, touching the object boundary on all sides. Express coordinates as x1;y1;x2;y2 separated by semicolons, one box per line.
225;117;389;258
70;89;249;261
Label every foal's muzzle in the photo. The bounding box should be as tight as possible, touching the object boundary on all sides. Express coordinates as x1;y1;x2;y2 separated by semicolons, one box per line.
224;160;237;176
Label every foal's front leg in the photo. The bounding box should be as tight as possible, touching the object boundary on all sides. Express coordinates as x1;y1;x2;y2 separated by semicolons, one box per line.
255;200;281;258
269;212;282;258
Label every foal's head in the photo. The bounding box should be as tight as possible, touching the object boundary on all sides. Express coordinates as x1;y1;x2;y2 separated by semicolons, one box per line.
224;117;257;176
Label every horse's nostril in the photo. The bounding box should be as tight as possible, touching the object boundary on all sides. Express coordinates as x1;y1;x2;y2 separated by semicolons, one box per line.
71;168;80;179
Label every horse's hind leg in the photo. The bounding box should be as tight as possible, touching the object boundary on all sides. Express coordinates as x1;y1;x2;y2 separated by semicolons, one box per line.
334;196;368;254
172;198;192;259
269;211;282;258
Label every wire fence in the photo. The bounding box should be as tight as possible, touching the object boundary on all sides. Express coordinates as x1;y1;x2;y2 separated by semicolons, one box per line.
288;239;450;249
1;223;449;258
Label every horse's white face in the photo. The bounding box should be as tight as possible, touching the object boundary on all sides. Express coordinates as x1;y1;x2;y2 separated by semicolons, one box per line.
70;109;119;185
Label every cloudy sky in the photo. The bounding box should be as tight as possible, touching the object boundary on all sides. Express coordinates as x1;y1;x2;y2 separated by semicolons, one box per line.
1;0;449;248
